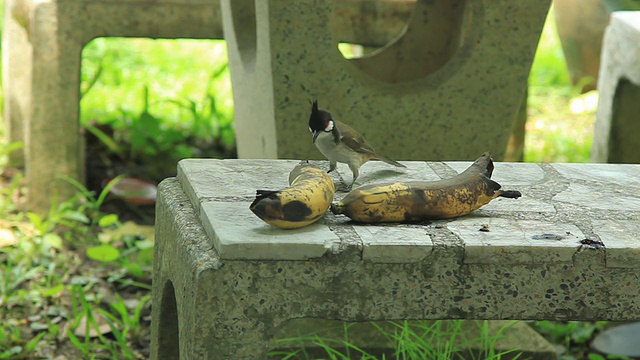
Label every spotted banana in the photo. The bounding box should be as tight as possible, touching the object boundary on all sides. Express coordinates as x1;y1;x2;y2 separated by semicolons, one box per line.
250;161;336;229
330;152;521;223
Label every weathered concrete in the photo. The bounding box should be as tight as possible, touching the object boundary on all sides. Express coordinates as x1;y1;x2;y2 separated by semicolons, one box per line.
553;0;609;93
2;0;413;213
151;159;640;359
3;0;31;166
222;0;550;162
592;11;640;163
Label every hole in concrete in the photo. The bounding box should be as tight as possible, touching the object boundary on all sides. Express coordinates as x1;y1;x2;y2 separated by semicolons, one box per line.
156;279;180;359
333;0;478;84
334;0;416;60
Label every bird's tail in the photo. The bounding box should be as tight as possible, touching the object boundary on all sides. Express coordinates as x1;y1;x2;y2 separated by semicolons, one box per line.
374;154;406;168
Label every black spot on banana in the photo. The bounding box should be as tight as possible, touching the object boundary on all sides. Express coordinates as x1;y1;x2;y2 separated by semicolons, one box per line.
250;161;336;229
330;152;521;223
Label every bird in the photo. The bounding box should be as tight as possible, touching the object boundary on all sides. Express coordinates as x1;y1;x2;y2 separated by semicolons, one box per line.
307;100;406;188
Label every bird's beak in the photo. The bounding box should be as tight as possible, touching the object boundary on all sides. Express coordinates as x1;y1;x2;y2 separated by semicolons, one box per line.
312;131;319;143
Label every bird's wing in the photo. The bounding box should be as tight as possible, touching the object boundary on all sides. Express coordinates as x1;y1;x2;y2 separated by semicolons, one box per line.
336;121;376;155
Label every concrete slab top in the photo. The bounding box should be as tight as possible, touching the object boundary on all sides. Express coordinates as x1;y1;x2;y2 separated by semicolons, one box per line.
612;11;640;32
177;159;640;265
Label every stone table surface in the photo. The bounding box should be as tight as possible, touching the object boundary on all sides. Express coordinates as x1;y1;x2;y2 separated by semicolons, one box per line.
176;159;640;267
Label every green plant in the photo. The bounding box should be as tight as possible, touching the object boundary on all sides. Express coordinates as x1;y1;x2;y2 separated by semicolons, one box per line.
528;7;571;89
67;284;110;359
97;292;151;349
271;331;379;360
270;320;524;360
532;320;610;359
65;285;150;359
63;174;124;225
0;324;45;359
80;37;236;184
0;169;24;213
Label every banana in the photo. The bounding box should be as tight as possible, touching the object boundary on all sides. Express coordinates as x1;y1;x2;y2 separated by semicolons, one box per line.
330;152;521;223
250;161;336;229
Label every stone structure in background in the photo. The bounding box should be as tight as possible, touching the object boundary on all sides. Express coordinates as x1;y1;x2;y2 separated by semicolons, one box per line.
2;0;224;213
222;0;549;163
3;0;550;213
553;0;610;93
2;0;415;213
592;11;640;164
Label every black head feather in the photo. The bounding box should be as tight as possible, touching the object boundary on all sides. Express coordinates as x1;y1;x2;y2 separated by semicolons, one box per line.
308;100;333;133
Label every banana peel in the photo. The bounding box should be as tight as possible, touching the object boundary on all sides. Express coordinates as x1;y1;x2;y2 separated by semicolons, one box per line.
250;161;336;229
330;152;521;223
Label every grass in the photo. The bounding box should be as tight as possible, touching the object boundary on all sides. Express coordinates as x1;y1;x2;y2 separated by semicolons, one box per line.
81;38;236;182
525;9;597;163
270;320;523;359
0;3;610;359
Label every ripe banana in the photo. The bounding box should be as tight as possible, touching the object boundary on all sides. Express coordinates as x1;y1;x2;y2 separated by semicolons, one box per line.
250;161;336;229
330;152;521;223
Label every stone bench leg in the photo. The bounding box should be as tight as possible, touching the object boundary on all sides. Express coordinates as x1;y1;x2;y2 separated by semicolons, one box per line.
3;0;31;166
222;0;550;161
28;0;85;212
151;178;271;359
592;11;640;163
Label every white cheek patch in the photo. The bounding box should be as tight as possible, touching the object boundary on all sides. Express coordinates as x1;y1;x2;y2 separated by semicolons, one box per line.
324;121;334;132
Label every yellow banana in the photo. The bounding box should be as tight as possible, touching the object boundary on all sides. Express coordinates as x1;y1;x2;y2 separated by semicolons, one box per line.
250;161;336;229
330;152;521;223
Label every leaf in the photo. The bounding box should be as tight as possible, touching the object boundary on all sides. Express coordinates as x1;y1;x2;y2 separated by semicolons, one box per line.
86;244;120;262
134;239;154;250
40;283;64;297
26;212;44;231
43;233;63;249
84;123;123;156
62;210;91;224
97;175;126;208
73;312;115;338
98;214;120;228
0;141;24;157
0;346;23;358
138;111;161;138
118;221;155;242
587;354;606;360
29;322;50;331
24;332;47;352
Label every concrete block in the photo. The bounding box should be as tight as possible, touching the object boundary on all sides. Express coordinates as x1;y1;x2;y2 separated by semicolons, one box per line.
2;0;31;166
592;11;640;163
221;0;550;162
151;159;640;358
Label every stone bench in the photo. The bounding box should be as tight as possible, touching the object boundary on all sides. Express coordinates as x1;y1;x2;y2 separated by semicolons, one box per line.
592;11;640;163
150;159;640;358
